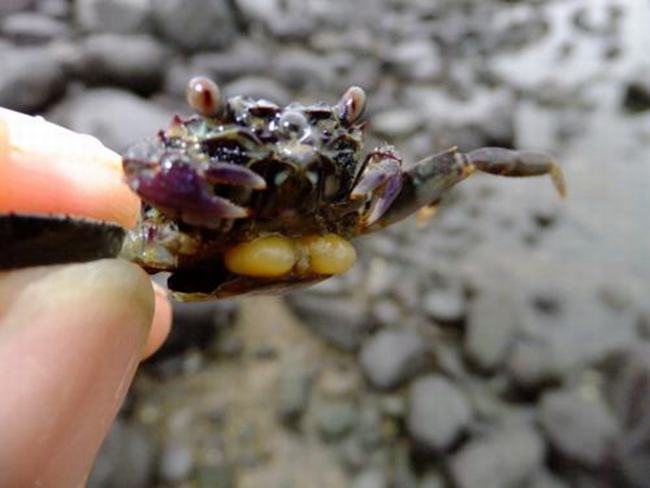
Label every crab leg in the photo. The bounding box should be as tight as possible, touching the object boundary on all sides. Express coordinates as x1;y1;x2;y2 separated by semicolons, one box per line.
362;146;565;233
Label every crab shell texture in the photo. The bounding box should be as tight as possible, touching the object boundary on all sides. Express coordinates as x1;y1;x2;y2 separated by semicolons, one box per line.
122;78;386;299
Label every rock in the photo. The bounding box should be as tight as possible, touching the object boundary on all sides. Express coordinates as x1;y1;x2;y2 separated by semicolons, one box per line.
152;0;237;51
36;0;70;19
75;34;168;94
407;375;472;450
385;39;442;81
464;293;520;371
0;0;33;16
419;471;446;488
189;39;272;83
277;363;313;426
351;468;388;488
88;420;155;488
286;293;370;351
359;329;430;390
449;426;545;488
234;0;315;40
316;400;357;442
223;76;292;106
74;0;151;33
422;286;466;325
48;89;170;151
622;69;650;113
1;12;68;44
372;108;424;139
159;443;194;484
0;46;66;113
271;49;334;91
75;0;152;33
539;388;619;467
529;470;571;488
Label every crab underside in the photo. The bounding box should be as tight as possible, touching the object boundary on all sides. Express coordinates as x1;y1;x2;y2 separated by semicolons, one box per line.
0;77;565;301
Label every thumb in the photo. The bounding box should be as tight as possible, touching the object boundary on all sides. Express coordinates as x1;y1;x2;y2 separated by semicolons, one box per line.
0;259;154;487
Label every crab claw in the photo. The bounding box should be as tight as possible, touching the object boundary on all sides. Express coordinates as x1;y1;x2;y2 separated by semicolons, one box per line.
352;150;403;226
123;153;250;226
205;161;267;190
467;147;566;197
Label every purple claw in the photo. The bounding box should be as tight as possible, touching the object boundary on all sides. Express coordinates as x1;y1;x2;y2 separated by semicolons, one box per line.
133;162;249;223
351;154;403;226
364;172;403;226
205;162;267;189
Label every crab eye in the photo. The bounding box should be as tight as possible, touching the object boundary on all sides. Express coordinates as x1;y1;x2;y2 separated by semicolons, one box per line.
186;77;222;117
336;86;366;124
277;110;308;136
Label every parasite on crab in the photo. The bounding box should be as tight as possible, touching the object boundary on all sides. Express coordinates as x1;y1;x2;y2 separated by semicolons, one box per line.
1;77;565;301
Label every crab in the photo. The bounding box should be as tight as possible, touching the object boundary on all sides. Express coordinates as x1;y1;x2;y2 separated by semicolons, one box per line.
1;77;565;301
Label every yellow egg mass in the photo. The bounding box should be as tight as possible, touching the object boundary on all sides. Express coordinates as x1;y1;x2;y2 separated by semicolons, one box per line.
298;234;357;275
224;235;296;277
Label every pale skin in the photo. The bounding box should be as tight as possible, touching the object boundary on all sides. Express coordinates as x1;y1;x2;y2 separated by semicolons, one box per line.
0;109;173;487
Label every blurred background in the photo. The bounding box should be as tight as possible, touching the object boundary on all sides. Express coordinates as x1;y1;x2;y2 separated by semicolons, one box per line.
2;0;650;486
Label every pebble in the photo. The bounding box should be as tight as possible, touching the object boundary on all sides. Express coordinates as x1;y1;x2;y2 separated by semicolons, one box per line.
0;46;66;112
372;108;424;139
75;0;152;33
407;375;472;450
47;88;170;151
351;468;388;488
272;49;334;91
422;287;466;325
385;39;442;81
464;293;520;371
88;420;155;488
449;426;545;488
1;12;68;44
539;388;619;467
316;400;358;442
287;294;370;351
189;40;272;83
359;329;430;390
277;364;313;426
0;0;33;16
153;0;237;51
159;443;194;484
76;34;168;94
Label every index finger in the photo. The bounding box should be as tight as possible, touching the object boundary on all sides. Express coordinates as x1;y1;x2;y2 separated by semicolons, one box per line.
0;108;139;229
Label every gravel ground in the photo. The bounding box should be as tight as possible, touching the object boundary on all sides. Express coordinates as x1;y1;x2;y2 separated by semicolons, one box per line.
2;0;650;486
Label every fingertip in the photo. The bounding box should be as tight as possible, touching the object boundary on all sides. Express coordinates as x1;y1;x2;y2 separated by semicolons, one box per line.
142;282;172;359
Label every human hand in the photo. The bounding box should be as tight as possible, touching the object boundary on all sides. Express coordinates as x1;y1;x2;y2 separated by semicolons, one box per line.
0;109;173;486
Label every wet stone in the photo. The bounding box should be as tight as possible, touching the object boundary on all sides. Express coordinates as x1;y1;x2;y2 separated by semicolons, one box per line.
1;12;68;44
76;34;168;94
464;293;520;371
48;88;170;151
407;375;472;451
539;388;619;468
153;0;237;51
359;329;430;390
0;46;66;113
75;0;152;33
316;400;358;443
449;426;545;488
88;420;155;488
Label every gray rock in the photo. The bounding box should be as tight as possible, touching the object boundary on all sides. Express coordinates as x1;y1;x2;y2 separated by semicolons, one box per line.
286;293;370;351
372;108;424;139
36;0;70;19
75;0;152;33
359;329;430;390
464;293;520;371
422;287;466;325
385;39;442;81
316;400;357;442
272;49;334;91
234;0;315;40
449;426;545;488
407;375;472;450
1;12;68;44
189;40;272;82
48;89;170;151
419;471;445;488
351;468;388;488
0;0;33;15
76;34;168;94
152;0;237;51
159;443;194;484
529;470;571;488
0;46;66;113
88;420;155;488
539;388;619;467
223;76;291;106
277;364;313;426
